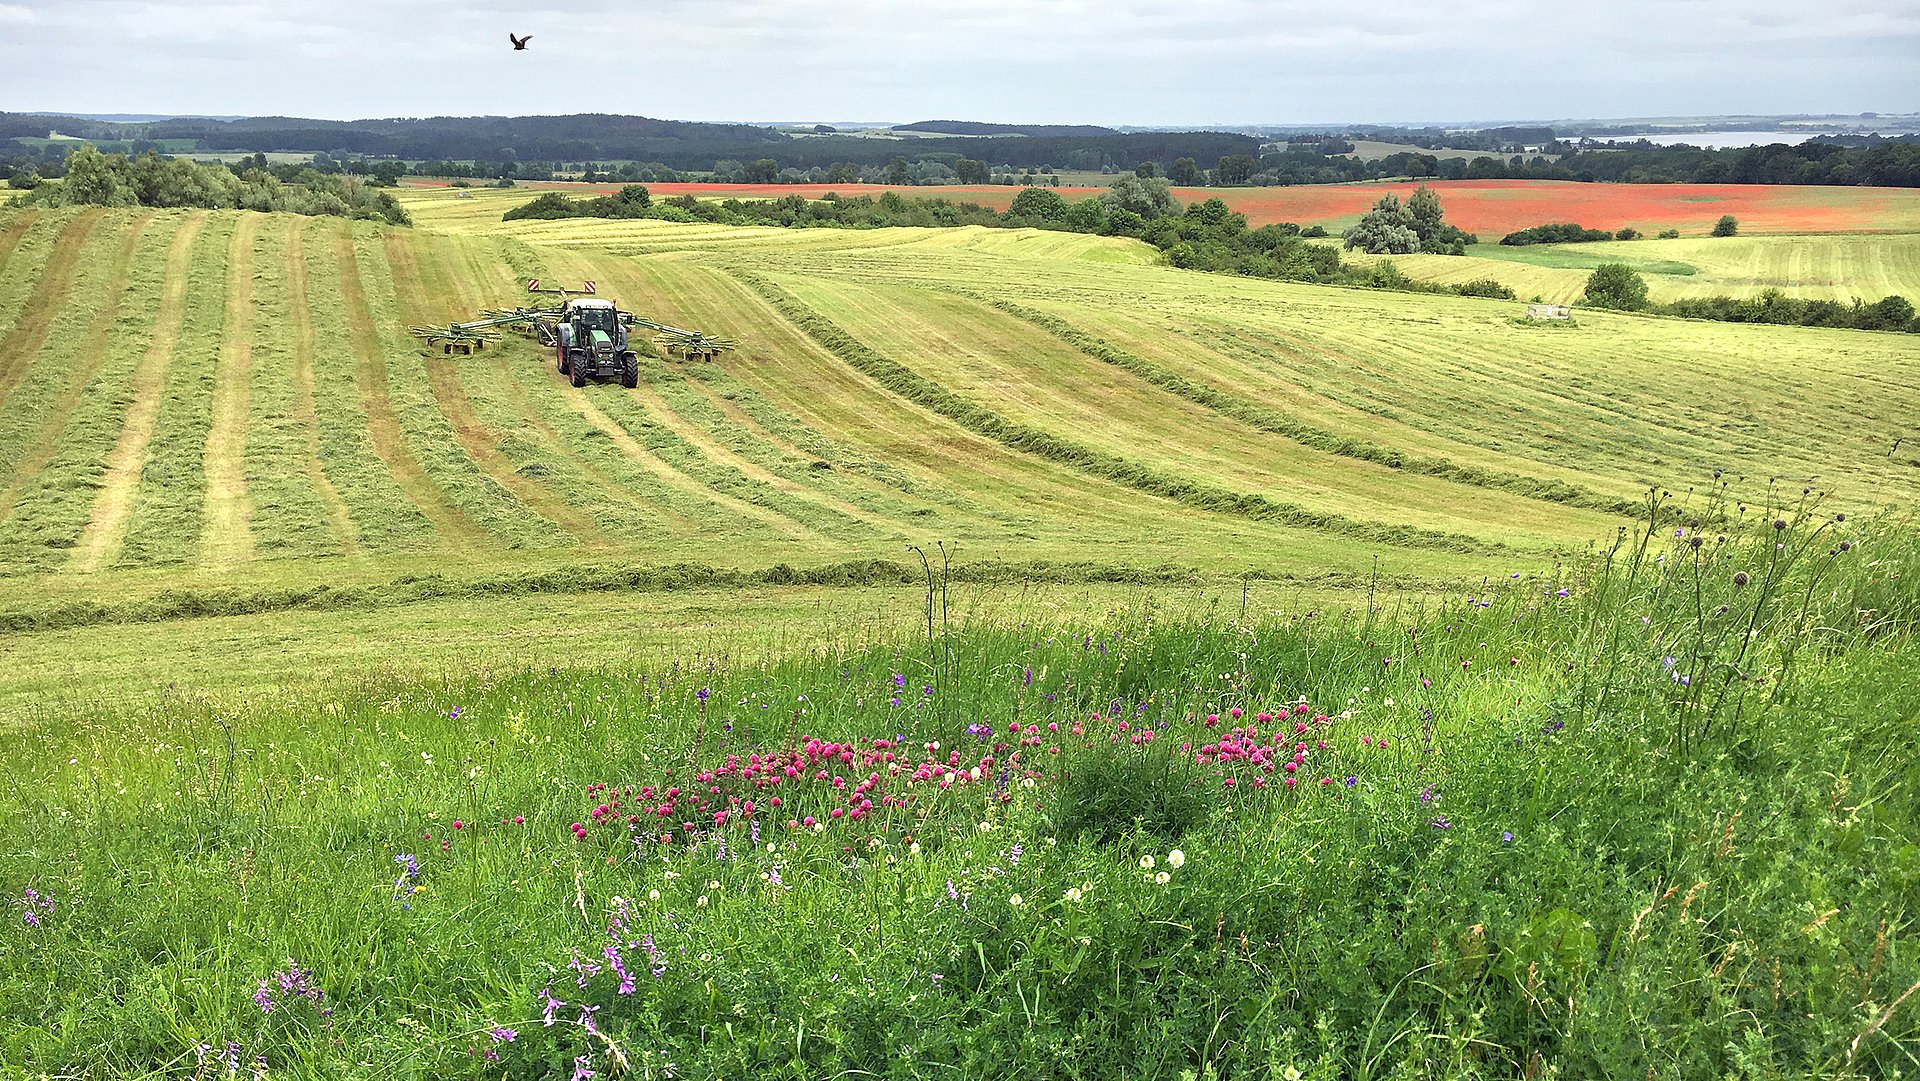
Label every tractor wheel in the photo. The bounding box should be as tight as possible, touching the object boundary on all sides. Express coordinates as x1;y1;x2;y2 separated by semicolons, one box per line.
557;343;570;375
569;356;588;388
620;353;639;389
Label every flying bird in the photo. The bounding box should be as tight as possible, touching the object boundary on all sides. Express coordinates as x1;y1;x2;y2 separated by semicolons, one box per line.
510;33;531;50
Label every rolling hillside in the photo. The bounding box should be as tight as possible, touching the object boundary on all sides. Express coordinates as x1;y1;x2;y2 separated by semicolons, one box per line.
1;189;1916;649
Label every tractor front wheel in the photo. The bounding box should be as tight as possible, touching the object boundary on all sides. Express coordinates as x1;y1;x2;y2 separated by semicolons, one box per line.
569;354;588;387
619;353;639;389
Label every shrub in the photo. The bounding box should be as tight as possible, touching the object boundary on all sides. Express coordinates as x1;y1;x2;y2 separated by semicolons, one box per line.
1712;214;1739;237
1615;226;1640;240
1455;278;1517;300
1658;228;1680;239
1583;263;1650;310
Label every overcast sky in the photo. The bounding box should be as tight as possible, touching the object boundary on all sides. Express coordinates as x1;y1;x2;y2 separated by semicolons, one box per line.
3;0;1916;126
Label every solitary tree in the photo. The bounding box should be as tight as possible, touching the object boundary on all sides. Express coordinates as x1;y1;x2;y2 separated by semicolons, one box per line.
1342;194;1419;254
1134;161;1158;179
1583;263;1650;310
1712;215;1739;237
1008;186;1069;222
1169;157;1201;185
1102;175;1181;220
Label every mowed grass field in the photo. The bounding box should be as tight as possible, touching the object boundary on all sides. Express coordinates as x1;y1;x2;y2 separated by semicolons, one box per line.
1344;232;1920;304
405;177;1920;234
1;187;1917;705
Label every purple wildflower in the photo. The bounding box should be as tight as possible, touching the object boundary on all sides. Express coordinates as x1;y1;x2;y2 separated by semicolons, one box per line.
572;1054;596;1081
541;983;563;1027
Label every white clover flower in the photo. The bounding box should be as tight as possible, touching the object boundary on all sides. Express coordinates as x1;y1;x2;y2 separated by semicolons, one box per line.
696;895;708;908
1009;894;1023;907
1139;854;1155;870
978;821;995;833
909;841;922;855
969;767;981;781
1155;871;1170;885
708;880;720;891
1167;849;1185;869
1065;887;1082;902
648;888;660;901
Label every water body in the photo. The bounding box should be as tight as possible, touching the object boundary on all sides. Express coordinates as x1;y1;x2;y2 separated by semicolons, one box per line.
1584;130;1881;149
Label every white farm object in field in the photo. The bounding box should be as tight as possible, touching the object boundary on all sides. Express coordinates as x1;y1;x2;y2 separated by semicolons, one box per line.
1526;303;1573;320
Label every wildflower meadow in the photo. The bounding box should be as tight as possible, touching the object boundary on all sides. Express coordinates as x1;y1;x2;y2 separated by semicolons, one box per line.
2;498;1916;1079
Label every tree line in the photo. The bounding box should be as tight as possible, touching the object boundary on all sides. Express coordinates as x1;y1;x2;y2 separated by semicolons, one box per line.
14;146;410;224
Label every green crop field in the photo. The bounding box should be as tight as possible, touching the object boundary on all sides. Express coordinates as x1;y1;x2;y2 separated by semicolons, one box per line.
1341;232;1920;305
2;182;1917;1079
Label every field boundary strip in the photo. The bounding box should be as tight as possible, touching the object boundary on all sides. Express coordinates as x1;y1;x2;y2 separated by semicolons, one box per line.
199;213;261;566
728;269;1504;556
950;289;1641;517
0;212;157;523
0;209;106;414
0;556;1421;637
68;214;211;572
333;226;487;547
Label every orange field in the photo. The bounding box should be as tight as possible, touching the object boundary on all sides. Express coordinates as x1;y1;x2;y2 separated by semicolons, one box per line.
404;178;1920;235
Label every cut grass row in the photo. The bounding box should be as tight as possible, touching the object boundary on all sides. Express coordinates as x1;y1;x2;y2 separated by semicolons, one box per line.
0;213;162;573
734;269;1508;554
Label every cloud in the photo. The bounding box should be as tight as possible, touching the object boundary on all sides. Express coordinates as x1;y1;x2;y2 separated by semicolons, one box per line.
0;0;1914;123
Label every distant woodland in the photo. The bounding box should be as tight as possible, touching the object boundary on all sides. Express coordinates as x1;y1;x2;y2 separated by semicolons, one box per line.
2;112;1916;188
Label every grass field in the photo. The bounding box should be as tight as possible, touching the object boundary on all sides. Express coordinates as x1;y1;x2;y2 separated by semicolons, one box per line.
3;176;1919;1079
0;192;1916;690
406;178;1920;235
1343;232;1920;304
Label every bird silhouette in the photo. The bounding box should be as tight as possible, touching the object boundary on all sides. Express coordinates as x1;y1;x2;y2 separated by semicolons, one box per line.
509;33;531;50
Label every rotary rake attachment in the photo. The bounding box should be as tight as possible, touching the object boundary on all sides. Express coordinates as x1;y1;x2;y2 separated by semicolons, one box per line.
631;317;735;362
408;322;503;355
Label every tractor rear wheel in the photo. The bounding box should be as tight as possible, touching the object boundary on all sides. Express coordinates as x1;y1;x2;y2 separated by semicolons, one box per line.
556;343;570;375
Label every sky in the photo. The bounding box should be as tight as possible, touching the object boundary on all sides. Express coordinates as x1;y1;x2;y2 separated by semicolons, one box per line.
2;0;1917;127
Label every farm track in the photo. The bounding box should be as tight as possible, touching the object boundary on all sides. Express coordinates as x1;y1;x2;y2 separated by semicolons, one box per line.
383;231;610;548
0;213;154;523
0;210;105;413
69;215;209;572
334;228;485;548
199;214;260;565
286;221;361;555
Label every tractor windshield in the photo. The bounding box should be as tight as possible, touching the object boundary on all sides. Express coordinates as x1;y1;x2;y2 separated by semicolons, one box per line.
576;307;617;332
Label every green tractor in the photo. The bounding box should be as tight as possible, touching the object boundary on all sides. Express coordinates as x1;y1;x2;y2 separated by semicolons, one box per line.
554;298;640;389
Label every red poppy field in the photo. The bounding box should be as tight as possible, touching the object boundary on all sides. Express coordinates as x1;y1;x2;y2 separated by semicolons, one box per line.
407;177;1920;235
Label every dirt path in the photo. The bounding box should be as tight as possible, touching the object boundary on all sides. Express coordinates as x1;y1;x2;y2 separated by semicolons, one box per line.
334;227;485;547
0;210;105;412
0;213;154;524
199;214;259;566
383;231;610;547
286;221;361;555
68;214;208;573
